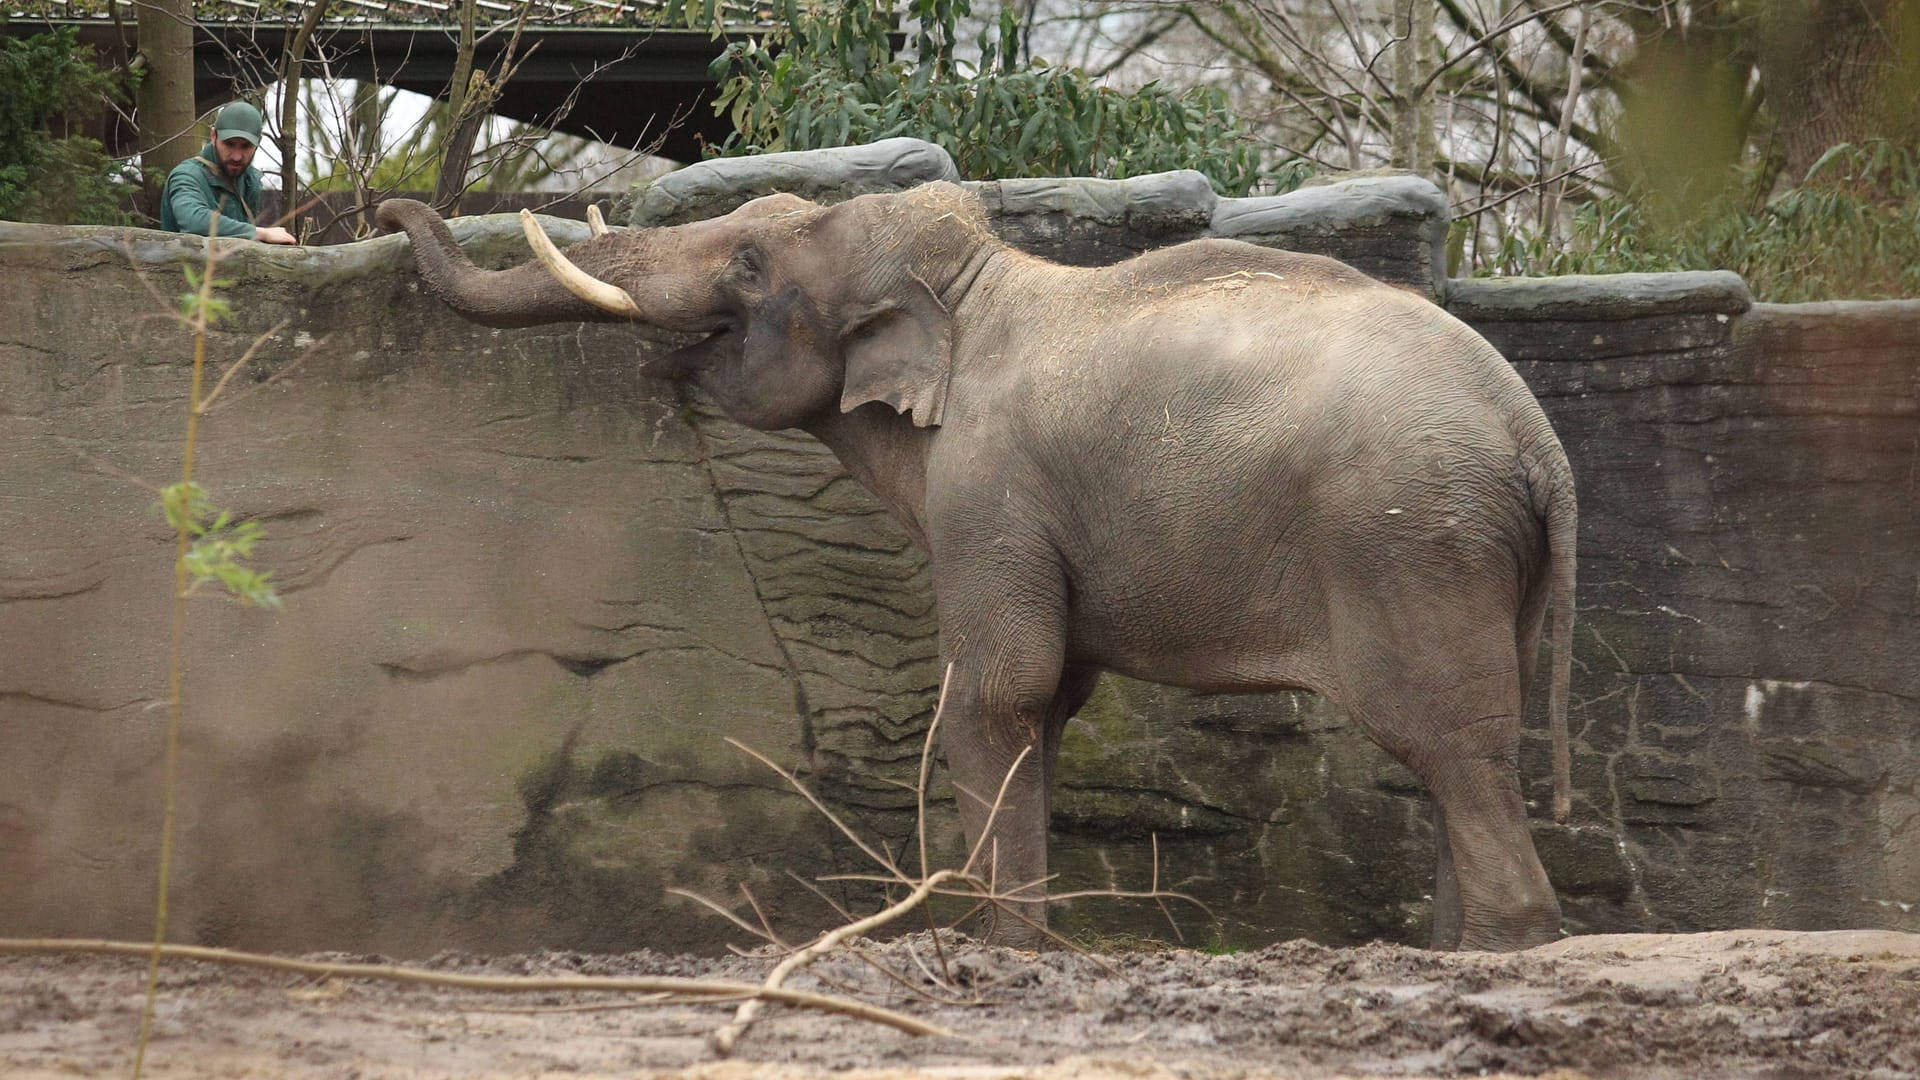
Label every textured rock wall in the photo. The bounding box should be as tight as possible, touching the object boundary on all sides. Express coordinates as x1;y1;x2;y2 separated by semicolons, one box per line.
2;140;1914;955
0;221;941;955
1468;282;1920;936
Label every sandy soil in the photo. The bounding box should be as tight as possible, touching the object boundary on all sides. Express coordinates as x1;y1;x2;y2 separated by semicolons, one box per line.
3;929;1917;1079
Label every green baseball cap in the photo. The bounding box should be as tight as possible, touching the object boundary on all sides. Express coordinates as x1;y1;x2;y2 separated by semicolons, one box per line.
213;101;264;145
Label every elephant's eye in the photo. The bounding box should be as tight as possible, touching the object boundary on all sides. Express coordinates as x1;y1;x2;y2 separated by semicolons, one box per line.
727;247;765;284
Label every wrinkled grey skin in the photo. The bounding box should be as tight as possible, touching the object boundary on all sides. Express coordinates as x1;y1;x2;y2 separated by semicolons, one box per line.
377;183;1577;952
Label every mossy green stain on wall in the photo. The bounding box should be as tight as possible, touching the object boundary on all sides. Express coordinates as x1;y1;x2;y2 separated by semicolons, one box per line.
1046;673;1437;947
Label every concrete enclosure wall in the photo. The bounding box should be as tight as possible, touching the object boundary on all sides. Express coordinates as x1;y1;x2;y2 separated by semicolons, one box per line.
2;139;1915;955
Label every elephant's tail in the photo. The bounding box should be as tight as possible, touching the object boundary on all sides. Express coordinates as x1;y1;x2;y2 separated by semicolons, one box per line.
1544;461;1578;825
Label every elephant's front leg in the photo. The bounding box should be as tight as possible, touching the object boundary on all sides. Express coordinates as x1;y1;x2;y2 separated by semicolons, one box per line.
933;558;1090;946
939;660;1097;947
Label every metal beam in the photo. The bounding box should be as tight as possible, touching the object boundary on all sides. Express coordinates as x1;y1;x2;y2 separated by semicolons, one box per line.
6;17;751;160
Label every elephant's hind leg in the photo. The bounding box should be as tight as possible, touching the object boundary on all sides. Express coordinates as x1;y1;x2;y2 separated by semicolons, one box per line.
1334;628;1561;952
1417;711;1560;950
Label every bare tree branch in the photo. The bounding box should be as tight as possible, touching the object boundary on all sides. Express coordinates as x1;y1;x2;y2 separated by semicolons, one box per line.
0;938;951;1039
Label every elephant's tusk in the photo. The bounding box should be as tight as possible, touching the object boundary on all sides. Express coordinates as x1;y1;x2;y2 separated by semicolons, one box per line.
519;208;641;318
586;204;610;236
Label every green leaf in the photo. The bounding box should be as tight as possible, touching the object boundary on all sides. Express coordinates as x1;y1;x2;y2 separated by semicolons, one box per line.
1803;143;1854;185
159;479;282;609
1014;108;1046;160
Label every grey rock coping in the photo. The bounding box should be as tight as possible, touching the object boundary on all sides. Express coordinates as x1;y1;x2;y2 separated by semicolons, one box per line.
435;214;595;266
1446;271;1753;322
626;137;961;225
619;137;1449;264
0;221;222;268
961;170;1218;233
0;223;413;293
0;216;593;279
607;137;1454;293
1750;298;1920;321
0;221;386;278
1210;175;1448;238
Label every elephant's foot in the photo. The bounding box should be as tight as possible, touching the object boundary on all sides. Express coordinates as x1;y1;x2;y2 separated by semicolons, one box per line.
973;895;1050;950
1451;894;1562;952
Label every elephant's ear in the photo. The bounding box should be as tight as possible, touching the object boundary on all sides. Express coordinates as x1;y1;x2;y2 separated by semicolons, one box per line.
837;279;952;428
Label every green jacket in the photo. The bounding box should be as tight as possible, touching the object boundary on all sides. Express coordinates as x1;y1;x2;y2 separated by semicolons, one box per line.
159;144;263;239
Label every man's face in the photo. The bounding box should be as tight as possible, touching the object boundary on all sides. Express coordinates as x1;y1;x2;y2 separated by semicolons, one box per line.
216;136;257;179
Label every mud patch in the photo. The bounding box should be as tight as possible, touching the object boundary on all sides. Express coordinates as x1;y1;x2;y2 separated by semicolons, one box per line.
2;929;1916;1078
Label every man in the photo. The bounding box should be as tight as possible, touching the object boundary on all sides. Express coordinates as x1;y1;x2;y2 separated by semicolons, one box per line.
159;101;297;244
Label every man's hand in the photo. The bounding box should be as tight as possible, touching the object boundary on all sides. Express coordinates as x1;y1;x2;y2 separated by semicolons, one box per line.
256;226;298;245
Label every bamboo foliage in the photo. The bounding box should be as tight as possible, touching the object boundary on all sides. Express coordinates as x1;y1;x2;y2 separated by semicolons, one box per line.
692;0;1266;194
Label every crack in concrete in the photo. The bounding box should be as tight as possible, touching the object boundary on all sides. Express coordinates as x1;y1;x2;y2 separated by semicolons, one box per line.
808;708;942;752
781;631;941;666
1597;680;1660;925
468;447;600;465
766;581;934;612
476;412;541;427
572;616;690;636
277;533;416;596
627;626;792;681
1057;782;1260;828
375;643;725;681
0;577;106;604
0;689;153;714
747;536;923;567
1606;669;1919;706
1756;747;1886;795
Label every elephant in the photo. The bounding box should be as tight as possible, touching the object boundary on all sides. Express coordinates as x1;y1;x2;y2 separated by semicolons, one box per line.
376;181;1577;952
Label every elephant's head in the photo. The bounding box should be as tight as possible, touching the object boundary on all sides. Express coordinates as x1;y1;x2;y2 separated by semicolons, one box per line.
377;184;996;431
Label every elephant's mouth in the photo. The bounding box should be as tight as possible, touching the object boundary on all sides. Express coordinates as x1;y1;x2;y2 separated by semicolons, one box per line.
646;324;740;379
694;325;741;355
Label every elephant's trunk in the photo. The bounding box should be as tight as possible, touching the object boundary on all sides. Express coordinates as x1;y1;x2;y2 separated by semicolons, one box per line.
376;198;627;329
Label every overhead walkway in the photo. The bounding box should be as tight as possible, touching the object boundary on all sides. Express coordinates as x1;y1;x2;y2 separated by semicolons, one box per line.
3;0;769;162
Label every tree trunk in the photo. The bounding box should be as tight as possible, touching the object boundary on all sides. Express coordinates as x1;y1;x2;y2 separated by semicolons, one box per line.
278;0;335;240
432;0;481;214
1390;0;1436;174
432;73;495;213
135;0;198;188
1752;0;1920;187
1541;3;1592;250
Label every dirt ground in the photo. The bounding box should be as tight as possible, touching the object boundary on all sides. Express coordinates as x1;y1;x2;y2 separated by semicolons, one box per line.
3;929;1917;1079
